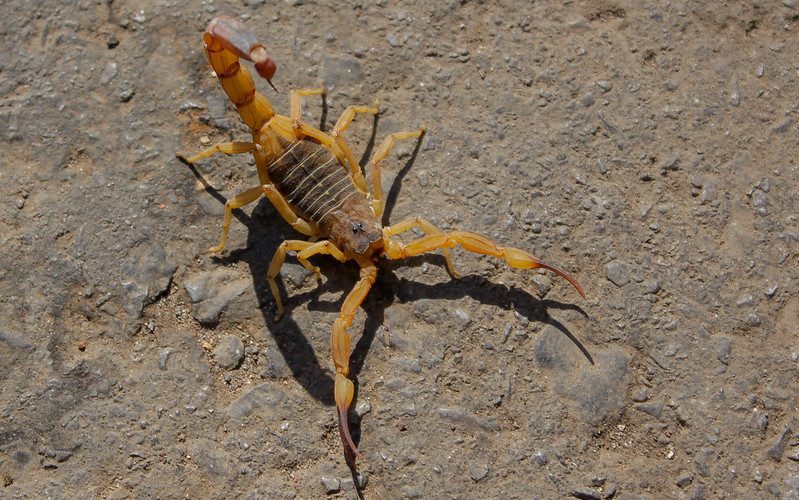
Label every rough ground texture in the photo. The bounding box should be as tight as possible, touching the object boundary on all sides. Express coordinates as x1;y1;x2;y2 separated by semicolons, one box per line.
1;0;798;498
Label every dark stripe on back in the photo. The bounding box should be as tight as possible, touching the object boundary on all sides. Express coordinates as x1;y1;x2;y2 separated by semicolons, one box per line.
267;139;362;228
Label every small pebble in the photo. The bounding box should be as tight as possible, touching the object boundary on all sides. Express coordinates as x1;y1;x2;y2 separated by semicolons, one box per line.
767;426;791;460
213;335;245;370
320;476;340;494
700;181;717;203
571;488;601;500
416;170;429;187
355;401;372;417
118;88;135;103
660;155;679;173
158;347;176;370
454;309;471;327
606;260;630;287
631;387;649;402
100;62;118;85
755;412;768;433
636;403;664;419
402;486;422;498
751;190;768;208
532;274;552;295
730;79;740;107
532;451;548;466
596;80;613;92
715;336;732;365
469;462;489;482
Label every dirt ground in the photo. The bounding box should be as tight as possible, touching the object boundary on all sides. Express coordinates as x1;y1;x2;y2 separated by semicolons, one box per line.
1;0;798;498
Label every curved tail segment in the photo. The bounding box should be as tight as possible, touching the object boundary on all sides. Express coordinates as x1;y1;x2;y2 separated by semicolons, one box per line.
203;16;277;131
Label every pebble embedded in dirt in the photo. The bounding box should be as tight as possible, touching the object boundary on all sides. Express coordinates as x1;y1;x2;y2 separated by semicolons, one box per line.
532;451;549;467
259;347;290;379
184;269;251;325
213;335;245;370
226;383;285;420
158;347;176;370
188;438;232;478
0;330;32;350
571;487;601;500
121;242;177;319
767;426;792;461
605;260;630;287
714;336;732;365
320;476;340;494
596;80;613;93
469;463;489;482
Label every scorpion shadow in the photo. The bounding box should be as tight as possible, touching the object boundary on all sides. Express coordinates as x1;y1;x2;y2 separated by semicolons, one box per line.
182;110;591;481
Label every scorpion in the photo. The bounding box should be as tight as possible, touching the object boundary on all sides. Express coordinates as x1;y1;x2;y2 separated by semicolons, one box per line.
179;15;585;465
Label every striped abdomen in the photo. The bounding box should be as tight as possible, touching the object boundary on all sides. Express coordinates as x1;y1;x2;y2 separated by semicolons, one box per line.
268;139;364;233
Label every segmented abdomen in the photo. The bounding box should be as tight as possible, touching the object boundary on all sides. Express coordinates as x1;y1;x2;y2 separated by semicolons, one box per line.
268;140;360;230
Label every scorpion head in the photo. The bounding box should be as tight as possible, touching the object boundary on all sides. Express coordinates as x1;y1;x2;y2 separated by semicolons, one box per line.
328;203;384;257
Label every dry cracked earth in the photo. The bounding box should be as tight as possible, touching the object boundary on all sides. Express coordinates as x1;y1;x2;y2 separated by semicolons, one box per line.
1;0;798;498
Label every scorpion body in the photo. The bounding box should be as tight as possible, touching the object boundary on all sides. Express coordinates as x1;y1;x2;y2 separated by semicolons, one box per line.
179;15;584;466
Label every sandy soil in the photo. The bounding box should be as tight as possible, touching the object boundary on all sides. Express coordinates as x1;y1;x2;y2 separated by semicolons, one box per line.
1;0;798;498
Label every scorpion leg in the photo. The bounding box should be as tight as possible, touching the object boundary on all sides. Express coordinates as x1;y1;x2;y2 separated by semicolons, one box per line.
177;141;253;164
289;87;326;123
367;129;425;218
211;182;317;253
384;229;585;297
267;240;316;321
261;184;316;237
209;186;263;253
332;257;377;462
331;103;381;193
267;240;348;321
382;216;459;277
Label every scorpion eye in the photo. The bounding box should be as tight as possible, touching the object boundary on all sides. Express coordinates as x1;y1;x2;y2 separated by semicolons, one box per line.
352;222;364;234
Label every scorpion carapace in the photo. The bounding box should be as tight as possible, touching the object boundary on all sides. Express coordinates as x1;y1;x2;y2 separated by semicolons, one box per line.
179;15;585;467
